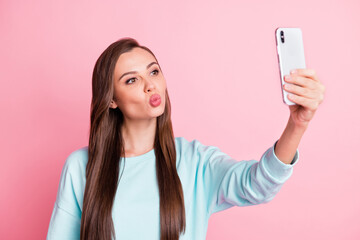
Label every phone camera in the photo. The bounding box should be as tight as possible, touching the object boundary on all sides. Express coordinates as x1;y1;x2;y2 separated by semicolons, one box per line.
280;31;285;43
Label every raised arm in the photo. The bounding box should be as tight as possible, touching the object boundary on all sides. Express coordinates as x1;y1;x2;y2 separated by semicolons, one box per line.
276;68;325;164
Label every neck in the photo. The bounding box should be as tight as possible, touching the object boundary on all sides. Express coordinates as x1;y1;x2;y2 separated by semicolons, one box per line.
121;117;157;157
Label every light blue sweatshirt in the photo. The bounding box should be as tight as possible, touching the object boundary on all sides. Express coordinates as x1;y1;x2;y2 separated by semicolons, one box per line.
47;137;299;239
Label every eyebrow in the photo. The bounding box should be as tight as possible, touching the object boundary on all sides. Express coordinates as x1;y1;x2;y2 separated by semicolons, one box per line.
118;62;159;81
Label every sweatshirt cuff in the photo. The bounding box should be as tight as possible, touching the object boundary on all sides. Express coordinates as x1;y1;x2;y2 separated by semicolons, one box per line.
273;140;299;166
260;140;299;183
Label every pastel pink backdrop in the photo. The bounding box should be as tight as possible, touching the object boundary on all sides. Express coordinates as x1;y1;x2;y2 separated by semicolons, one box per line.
1;0;359;239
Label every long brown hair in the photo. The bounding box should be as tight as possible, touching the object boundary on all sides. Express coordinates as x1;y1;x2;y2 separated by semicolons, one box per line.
80;38;186;240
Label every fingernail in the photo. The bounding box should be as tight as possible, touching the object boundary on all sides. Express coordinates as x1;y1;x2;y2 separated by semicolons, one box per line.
284;75;290;81
290;69;297;74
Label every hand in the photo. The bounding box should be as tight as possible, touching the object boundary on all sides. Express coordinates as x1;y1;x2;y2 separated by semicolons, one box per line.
283;68;325;128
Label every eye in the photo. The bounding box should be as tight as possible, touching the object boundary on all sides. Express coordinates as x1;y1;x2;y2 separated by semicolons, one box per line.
150;69;159;76
125;78;136;84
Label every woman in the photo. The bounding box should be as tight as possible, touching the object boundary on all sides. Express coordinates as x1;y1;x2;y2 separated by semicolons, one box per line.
46;38;325;240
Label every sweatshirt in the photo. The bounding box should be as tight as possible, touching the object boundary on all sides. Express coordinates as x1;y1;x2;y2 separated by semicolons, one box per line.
46;136;299;239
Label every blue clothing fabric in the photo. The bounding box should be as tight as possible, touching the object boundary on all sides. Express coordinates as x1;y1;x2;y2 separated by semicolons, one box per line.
47;137;299;240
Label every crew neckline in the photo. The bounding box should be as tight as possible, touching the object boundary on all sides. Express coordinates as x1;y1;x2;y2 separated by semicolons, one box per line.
120;148;155;163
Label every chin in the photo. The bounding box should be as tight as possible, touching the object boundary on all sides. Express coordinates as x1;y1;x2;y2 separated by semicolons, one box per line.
154;105;165;117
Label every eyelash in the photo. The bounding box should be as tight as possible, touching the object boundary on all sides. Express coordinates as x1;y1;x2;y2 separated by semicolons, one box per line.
126;69;159;85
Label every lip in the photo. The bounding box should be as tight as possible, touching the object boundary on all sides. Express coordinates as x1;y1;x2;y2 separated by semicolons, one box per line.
149;94;161;107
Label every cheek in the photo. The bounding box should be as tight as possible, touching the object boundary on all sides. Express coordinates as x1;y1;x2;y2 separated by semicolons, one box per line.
158;77;167;89
115;88;145;110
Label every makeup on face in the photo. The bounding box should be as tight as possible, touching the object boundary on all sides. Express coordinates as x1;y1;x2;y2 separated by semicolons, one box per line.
149;94;161;107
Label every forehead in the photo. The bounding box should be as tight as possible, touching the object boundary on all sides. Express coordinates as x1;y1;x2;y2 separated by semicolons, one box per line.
115;47;156;75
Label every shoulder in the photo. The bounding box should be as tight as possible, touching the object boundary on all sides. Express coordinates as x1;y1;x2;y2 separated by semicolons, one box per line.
61;146;88;177
175;136;198;153
174;137;220;162
55;147;88;215
175;136;204;147
175;136;219;150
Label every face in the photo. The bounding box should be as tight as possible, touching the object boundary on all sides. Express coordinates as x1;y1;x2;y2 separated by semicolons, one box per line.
111;47;167;121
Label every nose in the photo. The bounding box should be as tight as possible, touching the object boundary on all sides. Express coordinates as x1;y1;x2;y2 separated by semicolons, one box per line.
143;76;156;93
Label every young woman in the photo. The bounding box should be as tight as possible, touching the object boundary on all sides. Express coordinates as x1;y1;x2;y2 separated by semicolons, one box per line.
46;38;325;240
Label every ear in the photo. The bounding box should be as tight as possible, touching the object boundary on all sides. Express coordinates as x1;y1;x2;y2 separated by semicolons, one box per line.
109;100;118;109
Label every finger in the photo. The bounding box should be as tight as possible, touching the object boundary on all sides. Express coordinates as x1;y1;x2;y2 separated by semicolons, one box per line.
291;68;320;82
284;75;317;90
283;83;318;99
287;93;319;111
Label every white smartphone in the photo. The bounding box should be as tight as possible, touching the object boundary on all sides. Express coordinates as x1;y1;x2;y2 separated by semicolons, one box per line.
275;27;306;105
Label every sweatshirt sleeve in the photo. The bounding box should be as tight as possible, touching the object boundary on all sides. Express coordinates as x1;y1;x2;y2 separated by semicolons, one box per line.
47;150;85;240
199;140;299;215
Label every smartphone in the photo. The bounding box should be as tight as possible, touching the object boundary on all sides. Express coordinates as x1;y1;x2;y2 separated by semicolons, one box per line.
275;27;306;105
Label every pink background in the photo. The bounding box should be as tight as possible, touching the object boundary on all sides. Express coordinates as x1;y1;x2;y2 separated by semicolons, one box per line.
1;0;359;239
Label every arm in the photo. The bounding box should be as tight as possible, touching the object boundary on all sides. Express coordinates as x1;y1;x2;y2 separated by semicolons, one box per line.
276;68;325;164
47;149;86;240
274;117;307;165
190;139;299;216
